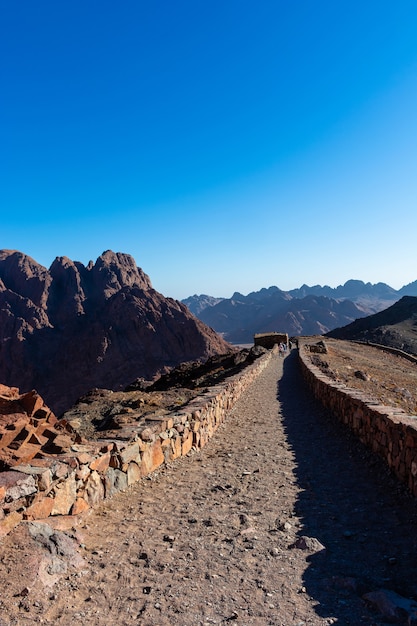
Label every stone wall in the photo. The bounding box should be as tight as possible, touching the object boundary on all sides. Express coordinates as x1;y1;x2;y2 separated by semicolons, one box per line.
254;332;288;349
354;340;417;364
298;339;417;498
0;349;275;536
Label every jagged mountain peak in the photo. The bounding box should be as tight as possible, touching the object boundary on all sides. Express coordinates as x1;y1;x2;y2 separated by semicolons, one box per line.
0;249;230;414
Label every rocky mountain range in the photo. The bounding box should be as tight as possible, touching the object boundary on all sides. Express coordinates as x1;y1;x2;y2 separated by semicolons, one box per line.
0;250;230;415
182;294;225;316
326;295;417;356
183;280;417;344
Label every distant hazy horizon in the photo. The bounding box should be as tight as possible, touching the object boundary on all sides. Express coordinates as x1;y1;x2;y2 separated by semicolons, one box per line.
181;277;417;301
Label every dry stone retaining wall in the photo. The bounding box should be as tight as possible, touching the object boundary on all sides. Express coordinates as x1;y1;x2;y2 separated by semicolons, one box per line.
298;339;417;497
0;349;275;537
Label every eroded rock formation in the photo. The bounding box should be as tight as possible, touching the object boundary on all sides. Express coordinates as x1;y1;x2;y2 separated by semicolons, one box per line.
0;384;77;470
0;250;230;414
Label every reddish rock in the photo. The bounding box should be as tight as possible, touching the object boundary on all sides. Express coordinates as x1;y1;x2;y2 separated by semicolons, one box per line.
140;440;164;476
0;385;77;469
0;511;23;537
71;497;90;515
76;452;94;465
0;249;231;415
0;385;19;398
89;451;111;473
23;497;54;520
18;391;45;417
182;432;194;456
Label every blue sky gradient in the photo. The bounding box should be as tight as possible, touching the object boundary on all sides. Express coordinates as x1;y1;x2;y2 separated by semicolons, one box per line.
2;1;417;298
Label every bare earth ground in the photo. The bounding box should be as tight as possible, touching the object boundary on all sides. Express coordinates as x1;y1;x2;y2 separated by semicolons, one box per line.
307;338;417;416
1;342;417;625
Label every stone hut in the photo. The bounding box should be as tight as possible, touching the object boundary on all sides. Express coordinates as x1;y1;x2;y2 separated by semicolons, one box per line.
254;332;289;349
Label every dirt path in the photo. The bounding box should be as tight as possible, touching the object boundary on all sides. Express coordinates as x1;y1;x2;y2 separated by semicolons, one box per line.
2;350;417;625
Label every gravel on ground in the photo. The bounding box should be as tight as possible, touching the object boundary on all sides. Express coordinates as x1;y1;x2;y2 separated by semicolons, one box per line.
1;349;417;625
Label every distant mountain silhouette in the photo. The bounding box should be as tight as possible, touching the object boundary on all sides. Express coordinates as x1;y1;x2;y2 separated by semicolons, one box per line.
182;294;225;316
326;296;417;356
288;279;399;313
0;250;230;414
191;291;365;344
183;280;417;344
397;280;417;297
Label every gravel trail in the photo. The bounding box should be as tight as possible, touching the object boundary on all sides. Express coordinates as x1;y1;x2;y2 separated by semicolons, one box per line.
2;350;417;625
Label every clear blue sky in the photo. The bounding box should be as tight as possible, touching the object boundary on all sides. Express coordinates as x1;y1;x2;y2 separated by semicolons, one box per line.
2;1;417;299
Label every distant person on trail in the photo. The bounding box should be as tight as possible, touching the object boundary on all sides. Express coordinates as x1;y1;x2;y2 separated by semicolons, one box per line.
279;343;284;357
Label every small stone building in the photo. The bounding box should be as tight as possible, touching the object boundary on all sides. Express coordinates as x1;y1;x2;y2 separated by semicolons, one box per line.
254;332;289;349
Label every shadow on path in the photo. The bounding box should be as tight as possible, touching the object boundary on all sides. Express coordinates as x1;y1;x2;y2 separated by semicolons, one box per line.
278;350;417;625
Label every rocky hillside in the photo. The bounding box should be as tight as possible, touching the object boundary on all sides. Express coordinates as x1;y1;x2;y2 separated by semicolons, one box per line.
326;296;417;355
0;250;230;415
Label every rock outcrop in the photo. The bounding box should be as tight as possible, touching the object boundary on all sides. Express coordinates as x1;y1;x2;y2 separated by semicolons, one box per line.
0;250;230;414
0;384;77;470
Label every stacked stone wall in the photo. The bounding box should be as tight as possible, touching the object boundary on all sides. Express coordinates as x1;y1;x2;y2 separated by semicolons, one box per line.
298;340;417;497
0;348;275;536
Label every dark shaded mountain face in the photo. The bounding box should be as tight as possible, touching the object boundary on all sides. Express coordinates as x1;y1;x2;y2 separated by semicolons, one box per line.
195;289;366;344
0;250;231;415
326;296;417;356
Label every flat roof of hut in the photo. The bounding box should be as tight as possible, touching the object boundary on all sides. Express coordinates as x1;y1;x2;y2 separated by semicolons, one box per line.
254;332;289;349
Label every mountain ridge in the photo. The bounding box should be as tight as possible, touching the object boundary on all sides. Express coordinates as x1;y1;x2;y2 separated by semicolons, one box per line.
0;249;230;415
182;279;417;344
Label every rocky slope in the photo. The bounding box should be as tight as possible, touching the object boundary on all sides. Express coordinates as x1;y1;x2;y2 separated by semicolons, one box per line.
0;250;230;415
326;296;417;356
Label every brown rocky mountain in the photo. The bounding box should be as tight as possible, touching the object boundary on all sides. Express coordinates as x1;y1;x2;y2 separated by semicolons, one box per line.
326;295;417;356
0;250;230;415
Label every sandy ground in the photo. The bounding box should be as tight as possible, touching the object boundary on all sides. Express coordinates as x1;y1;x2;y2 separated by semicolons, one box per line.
1;346;417;625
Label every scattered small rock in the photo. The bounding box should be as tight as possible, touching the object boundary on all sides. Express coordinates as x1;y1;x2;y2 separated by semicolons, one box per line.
354;370;369;381
292;536;326;553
